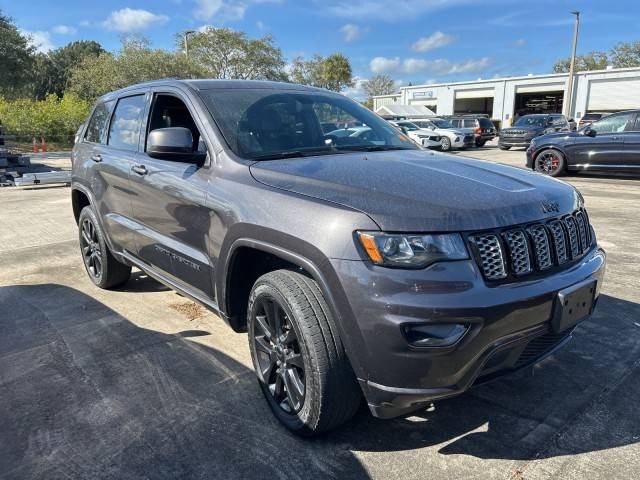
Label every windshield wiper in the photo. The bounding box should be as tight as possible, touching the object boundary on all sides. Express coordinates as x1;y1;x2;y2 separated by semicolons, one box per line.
249;146;337;161
334;145;416;152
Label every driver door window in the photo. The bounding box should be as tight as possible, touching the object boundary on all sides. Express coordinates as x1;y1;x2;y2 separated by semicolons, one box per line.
590;113;634;134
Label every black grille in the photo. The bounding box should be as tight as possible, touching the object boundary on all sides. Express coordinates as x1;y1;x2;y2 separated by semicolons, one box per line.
513;329;573;369
469;209;592;282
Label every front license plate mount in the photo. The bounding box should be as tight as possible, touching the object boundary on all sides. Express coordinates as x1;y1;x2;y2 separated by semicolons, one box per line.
552;279;597;333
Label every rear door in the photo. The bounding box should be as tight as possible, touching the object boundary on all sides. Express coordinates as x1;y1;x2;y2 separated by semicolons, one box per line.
128;88;214;301
566;112;633;170
621;113;640;170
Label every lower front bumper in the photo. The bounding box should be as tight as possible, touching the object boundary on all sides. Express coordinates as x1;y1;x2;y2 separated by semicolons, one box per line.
499;139;532;148
330;246;606;419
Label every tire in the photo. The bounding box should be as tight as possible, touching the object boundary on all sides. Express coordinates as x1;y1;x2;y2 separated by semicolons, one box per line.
247;269;362;436
498;145;511;150
534;148;566;177
476;139;486;147
440;137;451;151
78;206;131;289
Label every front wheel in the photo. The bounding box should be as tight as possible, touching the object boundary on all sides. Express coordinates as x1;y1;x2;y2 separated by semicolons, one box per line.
248;270;361;436
534;148;566;177
498;145;511;150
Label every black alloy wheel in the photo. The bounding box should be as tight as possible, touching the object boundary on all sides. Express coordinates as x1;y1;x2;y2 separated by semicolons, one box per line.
80;217;103;280
251;296;306;414
535;149;565;177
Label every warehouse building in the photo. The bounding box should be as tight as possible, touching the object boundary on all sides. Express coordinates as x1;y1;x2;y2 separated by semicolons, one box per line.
372;66;640;126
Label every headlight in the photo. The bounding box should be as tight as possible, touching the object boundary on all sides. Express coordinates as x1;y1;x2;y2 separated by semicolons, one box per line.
357;232;468;268
455;136;460;142
417;134;430;139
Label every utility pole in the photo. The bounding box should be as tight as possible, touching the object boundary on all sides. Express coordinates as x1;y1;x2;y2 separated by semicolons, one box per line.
564;11;580;118
183;30;195;57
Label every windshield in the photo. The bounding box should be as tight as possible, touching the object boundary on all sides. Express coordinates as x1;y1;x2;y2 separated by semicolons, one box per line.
200;88;417;159
514;116;548;127
431;119;453;128
396;121;420;131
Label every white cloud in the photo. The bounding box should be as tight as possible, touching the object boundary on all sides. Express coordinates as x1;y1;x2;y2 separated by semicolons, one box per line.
370;56;401;73
340;23;366;42
321;0;478;21
511;38;527;48
411;31;456;52
256;20;265;29
370;56;492;75
21;30;54;53
193;0;282;22
52;25;77;35
79;20;91;27
102;8;169;32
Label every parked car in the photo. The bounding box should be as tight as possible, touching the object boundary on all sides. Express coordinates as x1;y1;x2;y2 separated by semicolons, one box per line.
526;110;640;176
578;112;609;128
408;118;475;151
72;79;605;436
326;126;384;144
447;116;497;146
500;114;570;150
389;120;442;149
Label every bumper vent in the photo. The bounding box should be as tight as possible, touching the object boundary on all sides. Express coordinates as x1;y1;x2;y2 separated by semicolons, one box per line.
513;329;573;369
469;209;592;282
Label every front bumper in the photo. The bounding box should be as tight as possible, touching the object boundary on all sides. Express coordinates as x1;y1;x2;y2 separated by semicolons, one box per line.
499;137;534;148
330;246;606;418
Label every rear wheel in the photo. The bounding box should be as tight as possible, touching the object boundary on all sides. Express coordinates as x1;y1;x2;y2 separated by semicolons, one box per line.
499;145;511;150
534;148;566;177
248;269;361;436
475;138;486;147
78;206;131;289
440;137;451;151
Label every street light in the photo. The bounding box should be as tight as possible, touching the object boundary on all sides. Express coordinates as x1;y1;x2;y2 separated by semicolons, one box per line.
564;11;580;118
183;30;196;57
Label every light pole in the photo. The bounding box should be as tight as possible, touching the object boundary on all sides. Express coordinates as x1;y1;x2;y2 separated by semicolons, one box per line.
183;30;196;57
564;11;580;118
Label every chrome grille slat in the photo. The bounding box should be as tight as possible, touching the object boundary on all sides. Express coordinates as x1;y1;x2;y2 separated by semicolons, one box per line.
470;209;592;282
503;229;532;276
526;224;552;270
469;234;507;280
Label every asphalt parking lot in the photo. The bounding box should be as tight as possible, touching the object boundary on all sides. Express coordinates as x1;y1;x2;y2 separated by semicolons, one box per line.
1;145;639;480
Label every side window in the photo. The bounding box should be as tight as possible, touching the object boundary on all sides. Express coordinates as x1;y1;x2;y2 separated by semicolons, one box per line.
463;119;476;128
108;95;147;151
590;113;634;135
84;100;115;144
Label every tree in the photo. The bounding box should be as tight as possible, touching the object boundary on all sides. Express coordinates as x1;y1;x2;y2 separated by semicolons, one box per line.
184;27;287;81
553;51;609;73
362;74;396;108
609;41;640;68
31;41;104;99
69;37;205;99
289;53;354;92
0;11;34;98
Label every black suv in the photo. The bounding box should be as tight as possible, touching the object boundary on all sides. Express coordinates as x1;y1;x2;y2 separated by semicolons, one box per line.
71;80;605;435
500;114;570;150
448;115;497;146
527;110;640;176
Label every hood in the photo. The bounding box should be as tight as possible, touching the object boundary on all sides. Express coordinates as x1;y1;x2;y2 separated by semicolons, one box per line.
249;150;581;232
435;128;468;137
503;125;544;133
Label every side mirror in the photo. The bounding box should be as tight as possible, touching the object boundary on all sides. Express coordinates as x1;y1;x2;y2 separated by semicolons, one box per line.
584;127;597;137
147;127;197;160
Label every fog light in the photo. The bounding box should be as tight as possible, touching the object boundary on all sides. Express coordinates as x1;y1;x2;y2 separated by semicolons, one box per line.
402;323;468;347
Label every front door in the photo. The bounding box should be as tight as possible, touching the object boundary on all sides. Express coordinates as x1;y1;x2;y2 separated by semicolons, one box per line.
128;91;214;301
567;112;633;169
621;113;640;171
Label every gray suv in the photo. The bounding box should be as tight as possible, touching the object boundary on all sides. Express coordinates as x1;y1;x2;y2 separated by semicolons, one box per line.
71;80;606;436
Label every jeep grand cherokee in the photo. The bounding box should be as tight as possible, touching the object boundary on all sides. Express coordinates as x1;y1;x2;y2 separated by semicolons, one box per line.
71;80;606;436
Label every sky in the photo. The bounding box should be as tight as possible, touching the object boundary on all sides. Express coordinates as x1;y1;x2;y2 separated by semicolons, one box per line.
3;0;640;100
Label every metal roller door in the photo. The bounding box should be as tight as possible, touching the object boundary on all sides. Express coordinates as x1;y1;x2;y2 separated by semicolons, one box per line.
588;78;640;111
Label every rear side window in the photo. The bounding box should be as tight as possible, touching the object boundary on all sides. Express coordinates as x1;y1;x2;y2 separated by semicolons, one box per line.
463;119;476;128
108;95;147;151
84;100;115;144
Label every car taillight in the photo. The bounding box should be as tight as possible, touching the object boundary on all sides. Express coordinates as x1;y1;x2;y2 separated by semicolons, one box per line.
474;127;482;135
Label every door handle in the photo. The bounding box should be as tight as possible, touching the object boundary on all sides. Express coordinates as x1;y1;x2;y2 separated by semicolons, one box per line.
132;164;148;175
91;154;102;163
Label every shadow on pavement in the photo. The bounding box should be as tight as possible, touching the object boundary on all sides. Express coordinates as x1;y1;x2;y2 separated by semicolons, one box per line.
1;285;639;478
